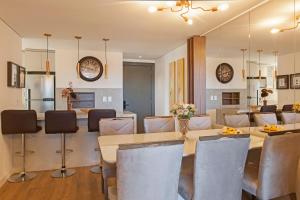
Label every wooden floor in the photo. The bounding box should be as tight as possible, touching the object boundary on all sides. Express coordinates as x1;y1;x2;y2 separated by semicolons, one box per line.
0;167;104;200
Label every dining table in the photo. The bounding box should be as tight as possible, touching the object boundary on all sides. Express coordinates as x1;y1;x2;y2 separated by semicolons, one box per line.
98;128;265;164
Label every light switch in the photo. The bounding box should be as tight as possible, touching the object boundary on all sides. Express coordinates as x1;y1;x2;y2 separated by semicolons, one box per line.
214;96;218;101
108;96;112;102
103;96;107;102
210;96;214;101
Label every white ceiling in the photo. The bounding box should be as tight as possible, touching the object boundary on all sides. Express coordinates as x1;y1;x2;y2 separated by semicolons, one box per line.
0;0;263;59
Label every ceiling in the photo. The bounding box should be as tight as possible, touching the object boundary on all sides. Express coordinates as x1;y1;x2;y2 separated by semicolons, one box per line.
0;0;264;59
206;0;300;63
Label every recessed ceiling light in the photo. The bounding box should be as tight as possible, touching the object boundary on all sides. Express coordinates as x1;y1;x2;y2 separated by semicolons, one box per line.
187;19;193;25
138;56;142;58
148;6;157;13
218;3;229;11
270;28;280;34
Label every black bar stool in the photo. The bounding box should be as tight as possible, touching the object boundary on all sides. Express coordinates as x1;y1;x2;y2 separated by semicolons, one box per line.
45;110;78;178
1;110;41;182
88;109;116;174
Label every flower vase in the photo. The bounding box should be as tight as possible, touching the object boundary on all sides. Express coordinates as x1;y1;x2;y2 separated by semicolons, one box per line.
178;119;189;138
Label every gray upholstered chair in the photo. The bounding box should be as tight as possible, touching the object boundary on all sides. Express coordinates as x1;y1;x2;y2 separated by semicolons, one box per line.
100;117;134;199
224;114;250;128
243;132;300;200
108;140;184;200
254;113;278;126
178;135;250;200
144;116;175;133
281;112;300;124
188;116;212;130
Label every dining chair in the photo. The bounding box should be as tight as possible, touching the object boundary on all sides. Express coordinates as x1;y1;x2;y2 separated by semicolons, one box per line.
281;112;300;124
108;140;184;200
254;113;278;126
188;115;212;130
144;116;175;133
243;132;300;200
260;105;277;113
100;117;134;199
224;114;250;128
282;104;294;112
178;134;250;200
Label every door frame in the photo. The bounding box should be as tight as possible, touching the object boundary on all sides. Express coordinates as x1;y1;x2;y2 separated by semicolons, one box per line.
123;62;155;116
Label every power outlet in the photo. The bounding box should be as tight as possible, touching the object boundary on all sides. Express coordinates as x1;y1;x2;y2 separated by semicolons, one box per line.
103;96;107;102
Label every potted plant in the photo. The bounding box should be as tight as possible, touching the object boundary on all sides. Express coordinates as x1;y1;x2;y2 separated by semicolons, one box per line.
260;89;273;106
170;104;196;137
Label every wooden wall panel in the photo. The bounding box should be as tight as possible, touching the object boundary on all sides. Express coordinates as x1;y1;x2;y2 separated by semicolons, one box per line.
169;61;176;109
176;58;185;104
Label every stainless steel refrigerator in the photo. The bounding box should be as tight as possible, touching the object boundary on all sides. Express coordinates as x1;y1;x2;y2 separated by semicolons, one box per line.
25;72;55;113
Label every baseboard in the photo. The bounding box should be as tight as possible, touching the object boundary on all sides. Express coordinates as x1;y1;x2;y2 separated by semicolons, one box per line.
0;173;9;188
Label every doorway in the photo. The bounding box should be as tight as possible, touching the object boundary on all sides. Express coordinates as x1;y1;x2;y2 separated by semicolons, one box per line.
123;62;155;133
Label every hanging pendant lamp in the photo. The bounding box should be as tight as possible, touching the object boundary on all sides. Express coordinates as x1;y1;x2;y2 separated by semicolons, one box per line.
103;38;109;79
75;36;82;78
44;33;52;76
241;49;247;79
257;49;263;79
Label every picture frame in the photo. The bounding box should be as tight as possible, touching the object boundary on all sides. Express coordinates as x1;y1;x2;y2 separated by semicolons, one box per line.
18;66;26;88
276;75;289;89
7;61;18;87
290;73;300;89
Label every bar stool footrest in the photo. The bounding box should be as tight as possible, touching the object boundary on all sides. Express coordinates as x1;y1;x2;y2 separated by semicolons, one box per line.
51;168;76;178
8;172;36;183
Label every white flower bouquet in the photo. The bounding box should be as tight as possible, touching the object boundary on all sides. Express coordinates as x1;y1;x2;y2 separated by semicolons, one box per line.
170;104;196;120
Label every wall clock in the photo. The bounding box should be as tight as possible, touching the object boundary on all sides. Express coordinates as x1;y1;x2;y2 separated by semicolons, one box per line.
216;63;234;84
78;56;103;82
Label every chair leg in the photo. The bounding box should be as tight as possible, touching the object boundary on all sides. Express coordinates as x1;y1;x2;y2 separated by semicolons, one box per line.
8;134;36;183
290;193;297;200
52;133;76;178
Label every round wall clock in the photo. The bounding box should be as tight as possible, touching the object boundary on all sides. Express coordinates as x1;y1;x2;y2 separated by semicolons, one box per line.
216;63;234;84
78;56;103;82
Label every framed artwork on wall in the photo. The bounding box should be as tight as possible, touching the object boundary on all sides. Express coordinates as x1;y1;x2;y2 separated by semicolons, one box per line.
18;66;26;88
7;62;18;87
290;73;300;89
276;75;289;89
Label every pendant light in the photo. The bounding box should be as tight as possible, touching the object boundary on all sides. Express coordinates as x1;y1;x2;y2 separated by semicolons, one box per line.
241;49;247;79
273;51;278;88
103;38;109;79
75;36;82;78
44;33;52;76
257;49;263;79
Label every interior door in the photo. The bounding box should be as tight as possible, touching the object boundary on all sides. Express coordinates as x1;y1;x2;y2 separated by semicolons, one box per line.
123;62;155;133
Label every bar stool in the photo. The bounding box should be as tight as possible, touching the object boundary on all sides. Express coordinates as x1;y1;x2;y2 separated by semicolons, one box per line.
1;110;41;182
88;109;116;174
45;110;78;178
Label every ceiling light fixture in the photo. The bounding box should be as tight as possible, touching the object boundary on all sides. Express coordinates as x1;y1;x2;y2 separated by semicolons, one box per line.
241;49;247;80
44;33;52;76
75;36;82;78
103;38;109;79
257;49;263;79
270;15;300;34
148;0;229;24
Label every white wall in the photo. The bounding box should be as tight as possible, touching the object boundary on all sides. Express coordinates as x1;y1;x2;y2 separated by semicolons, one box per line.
0;20;22;187
155;43;187;115
278;52;300;107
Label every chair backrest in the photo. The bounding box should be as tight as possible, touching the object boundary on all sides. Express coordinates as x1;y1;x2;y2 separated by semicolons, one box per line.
254;113;278;126
188;116;212;130
193;135;250;200
45;110;78;134
281;112;300;124
1;110;39;134
144;116;175;133
116;140;184;200
256;133;300;199
88;109;116;132
260;105;277;113
282;104;293;112
224;114;250;128
99;118;134;135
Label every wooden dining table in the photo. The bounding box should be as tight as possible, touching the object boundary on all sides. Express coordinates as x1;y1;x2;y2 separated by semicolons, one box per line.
98;128;265;164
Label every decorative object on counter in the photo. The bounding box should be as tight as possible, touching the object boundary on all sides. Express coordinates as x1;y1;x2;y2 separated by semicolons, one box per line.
216;63;234;84
18;66;26;88
61;82;77;110
262;124;284;132
78;56;103;82
270;15;300;34
170;104;196;137
103;38;109;79
260;89;273;106
221;126;241;135
290;73;300;89
273;51;278;87
75;36;82;78
293;103;300;113
241;49;247;80
257;49;263;79
276;75;289;89
7;61;19;87
44;33;52;76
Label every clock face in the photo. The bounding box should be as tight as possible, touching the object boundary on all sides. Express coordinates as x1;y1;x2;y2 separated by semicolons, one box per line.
216;63;234;84
79;56;103;82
